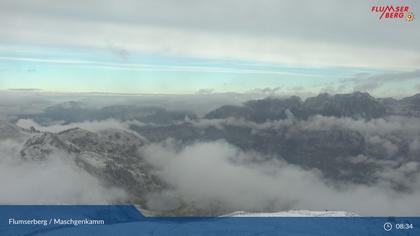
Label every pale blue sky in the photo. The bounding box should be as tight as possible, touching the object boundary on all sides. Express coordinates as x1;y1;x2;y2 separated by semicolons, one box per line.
0;45;388;94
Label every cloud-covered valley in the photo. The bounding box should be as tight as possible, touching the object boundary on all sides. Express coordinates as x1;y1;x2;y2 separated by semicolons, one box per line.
141;140;420;216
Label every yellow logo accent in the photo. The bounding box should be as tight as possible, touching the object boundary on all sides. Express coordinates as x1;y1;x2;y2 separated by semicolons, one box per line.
406;12;414;21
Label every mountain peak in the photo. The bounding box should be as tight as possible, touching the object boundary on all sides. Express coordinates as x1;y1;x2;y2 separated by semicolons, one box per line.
206;92;386;122
46;101;87;111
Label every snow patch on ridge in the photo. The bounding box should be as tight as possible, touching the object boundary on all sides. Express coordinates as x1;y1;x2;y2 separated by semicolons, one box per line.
222;210;359;217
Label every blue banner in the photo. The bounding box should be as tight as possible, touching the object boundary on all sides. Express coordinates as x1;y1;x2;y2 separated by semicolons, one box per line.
0;205;419;235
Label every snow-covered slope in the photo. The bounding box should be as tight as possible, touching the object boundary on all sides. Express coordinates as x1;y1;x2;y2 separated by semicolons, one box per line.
222;210;359;217
12;124;162;203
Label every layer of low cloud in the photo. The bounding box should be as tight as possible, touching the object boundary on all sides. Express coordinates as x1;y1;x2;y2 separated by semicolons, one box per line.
191;115;420;137
141;140;420;216
139;114;420;215
190;115;420;162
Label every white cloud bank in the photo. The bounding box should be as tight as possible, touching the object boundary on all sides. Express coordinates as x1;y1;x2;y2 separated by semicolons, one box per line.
141;140;420;216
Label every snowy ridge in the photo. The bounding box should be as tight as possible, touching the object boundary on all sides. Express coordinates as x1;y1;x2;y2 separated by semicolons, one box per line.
222;210;359;217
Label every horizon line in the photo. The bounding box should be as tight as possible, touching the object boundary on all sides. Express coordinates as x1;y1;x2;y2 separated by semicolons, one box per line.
2;89;419;99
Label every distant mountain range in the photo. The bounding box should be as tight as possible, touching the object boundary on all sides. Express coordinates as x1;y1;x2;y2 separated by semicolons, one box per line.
15;92;420;125
206;92;420;121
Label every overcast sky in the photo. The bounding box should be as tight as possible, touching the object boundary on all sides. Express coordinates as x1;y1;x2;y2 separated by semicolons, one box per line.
0;0;419;96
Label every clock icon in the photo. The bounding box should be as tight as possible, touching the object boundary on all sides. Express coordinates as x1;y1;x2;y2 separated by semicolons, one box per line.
384;222;393;231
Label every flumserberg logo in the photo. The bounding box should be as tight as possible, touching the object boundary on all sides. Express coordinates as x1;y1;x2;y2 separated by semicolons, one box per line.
370;4;414;21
